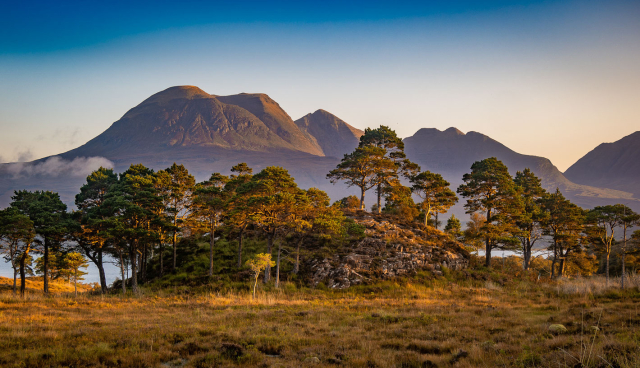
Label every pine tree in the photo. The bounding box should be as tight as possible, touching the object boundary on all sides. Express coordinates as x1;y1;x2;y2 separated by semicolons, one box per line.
410;171;458;228
358;126;419;213
587;204;630;284
540;189;585;278
74;167;119;293
158;163;195;271
444;215;463;240
0;208;35;296
10;190;68;294
238;166;305;283
327;145;396;210
456;157;520;267
192;173;229;277
513;168;547;270
226;163;254;268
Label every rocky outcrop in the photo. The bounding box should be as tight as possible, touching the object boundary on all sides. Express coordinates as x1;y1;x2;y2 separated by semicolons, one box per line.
308;214;469;289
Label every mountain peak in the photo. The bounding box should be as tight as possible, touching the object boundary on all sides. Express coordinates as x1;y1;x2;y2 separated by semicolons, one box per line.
565;131;640;196
444;127;465;136
413;127;465;138
141;85;212;105
294;109;363;158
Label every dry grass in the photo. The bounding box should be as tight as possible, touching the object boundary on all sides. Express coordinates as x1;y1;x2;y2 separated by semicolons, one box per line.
0;276;639;368
558;274;640;296
0;276;94;294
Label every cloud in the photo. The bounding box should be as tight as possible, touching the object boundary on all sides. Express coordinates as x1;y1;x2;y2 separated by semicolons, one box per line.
6;156;114;179
16;150;35;162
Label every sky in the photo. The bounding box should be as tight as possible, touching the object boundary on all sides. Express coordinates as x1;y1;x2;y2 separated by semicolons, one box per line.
0;0;639;171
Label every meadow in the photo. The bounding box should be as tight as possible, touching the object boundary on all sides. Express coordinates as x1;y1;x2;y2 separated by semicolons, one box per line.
1;262;639;368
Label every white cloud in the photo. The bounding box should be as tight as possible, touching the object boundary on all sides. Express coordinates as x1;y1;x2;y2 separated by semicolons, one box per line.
6;156;114;179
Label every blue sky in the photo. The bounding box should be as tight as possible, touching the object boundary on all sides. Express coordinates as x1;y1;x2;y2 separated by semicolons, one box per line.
1;0;639;170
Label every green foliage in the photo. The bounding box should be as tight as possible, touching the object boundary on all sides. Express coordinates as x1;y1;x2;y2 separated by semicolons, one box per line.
327;145;396;210
335;195;360;210
343;218;366;239
457;157;520;267
410;170;457;226
540;189;585;278
444;215;462;240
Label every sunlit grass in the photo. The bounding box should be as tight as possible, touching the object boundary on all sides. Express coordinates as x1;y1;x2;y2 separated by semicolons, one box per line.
0;273;639;367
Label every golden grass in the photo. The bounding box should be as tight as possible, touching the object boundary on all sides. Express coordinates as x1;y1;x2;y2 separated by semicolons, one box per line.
0;277;638;368
0;276;94;294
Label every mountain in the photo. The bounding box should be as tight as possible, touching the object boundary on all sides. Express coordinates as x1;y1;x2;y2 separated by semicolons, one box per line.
0;86;364;207
564;131;640;197
403;128;639;211
294;109;364;159
0;85;637;213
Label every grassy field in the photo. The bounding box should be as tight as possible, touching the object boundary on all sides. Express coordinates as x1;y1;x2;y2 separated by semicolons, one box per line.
0;276;94;294
1;266;639;368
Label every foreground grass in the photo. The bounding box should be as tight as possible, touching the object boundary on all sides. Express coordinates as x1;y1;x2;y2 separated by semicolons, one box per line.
0;276;94;294
1;275;639;368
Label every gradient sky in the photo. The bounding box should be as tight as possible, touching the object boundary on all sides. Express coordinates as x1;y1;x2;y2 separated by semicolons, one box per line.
1;0;639;171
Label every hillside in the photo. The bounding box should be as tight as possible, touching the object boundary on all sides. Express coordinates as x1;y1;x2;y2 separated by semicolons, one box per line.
564;131;640;197
0;87;363;207
295;109;364;159
403;128;640;211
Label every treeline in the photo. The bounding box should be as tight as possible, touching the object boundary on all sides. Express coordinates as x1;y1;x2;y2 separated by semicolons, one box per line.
1;126;640;296
328;127;640;283
0;161;353;296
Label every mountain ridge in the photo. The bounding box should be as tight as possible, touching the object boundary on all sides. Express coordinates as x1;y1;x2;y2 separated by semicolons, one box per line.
564;131;640;197
0;86;637;214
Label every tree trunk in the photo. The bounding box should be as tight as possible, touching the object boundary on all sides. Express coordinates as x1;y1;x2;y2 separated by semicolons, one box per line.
605;252;610;286
264;231;273;282
558;257;565;277
485;209;492;268
275;238;282;288
376;183;382;214
43;238;49;294
550;239;557;279
119;251;126;296
523;238;531;270
19;251;28;297
253;275;258;299
360;187;366;210
237;230;244;269
172;230;177;271
97;248;107;294
74;269;78;297
130;242;138;294
485;240;492;268
209;220;215;277
13;268;17;295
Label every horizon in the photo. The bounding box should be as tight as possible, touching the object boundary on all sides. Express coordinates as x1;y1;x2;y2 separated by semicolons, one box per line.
1;0;640;171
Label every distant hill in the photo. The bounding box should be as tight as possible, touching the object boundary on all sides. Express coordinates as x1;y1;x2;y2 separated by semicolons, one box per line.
564;131;640;197
295;109;364;159
403;128;639;211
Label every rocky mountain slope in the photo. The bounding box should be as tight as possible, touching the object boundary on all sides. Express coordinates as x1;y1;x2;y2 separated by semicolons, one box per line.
564;131;640;197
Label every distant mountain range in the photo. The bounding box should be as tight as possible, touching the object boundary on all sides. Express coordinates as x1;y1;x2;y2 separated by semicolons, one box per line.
0;85;638;213
564;131;640;198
